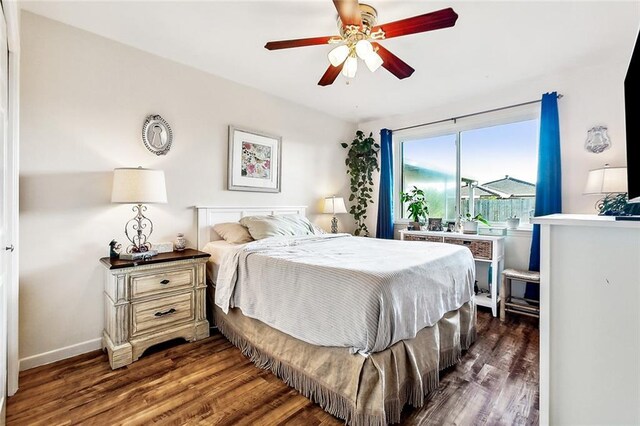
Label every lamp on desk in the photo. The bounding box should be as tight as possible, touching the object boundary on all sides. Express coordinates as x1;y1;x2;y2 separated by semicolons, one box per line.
111;167;167;253
323;196;347;233
583;164;628;215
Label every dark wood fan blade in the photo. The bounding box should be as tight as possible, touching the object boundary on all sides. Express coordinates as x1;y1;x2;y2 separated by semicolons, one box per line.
318;62;345;86
265;36;334;50
372;7;458;39
372;43;415;79
333;0;362;28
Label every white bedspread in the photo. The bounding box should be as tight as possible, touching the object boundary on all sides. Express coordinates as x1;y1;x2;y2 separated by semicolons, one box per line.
215;234;475;354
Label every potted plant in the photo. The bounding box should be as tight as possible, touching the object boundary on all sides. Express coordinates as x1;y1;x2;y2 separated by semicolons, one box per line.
341;131;380;236
506;215;520;229
400;186;429;230
597;193;628;215
461;213;490;234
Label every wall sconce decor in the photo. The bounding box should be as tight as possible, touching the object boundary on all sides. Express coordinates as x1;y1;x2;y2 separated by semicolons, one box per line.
142;114;173;156
585;126;611;154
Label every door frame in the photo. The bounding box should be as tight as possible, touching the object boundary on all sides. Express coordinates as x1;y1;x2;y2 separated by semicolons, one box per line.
3;0;20;397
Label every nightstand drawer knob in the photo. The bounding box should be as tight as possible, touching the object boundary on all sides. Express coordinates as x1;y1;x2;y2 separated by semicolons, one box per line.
154;308;176;317
160;279;171;285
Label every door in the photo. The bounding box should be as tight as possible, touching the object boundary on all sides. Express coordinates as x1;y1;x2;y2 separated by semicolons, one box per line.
0;3;8;423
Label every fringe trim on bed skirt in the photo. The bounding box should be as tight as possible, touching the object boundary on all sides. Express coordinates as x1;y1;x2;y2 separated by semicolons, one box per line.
439;345;463;371
215;314;384;426
461;327;477;351
382;368;441;424
215;313;477;426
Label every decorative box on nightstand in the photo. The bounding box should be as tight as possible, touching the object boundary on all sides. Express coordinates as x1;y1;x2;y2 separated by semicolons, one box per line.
100;249;211;369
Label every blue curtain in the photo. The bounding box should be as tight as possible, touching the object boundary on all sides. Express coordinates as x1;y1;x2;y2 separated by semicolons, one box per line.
527;92;562;299
376;129;394;239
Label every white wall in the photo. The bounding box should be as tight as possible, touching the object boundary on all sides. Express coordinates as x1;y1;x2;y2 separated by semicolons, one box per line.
19;12;356;367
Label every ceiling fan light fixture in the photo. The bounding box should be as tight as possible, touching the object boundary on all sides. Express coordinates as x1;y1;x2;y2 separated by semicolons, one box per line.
364;51;384;72
265;3;459;86
342;55;358;78
355;39;374;60
328;44;350;67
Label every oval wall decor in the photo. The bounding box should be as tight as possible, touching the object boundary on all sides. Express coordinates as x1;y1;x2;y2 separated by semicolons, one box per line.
585;125;611;154
142;114;173;156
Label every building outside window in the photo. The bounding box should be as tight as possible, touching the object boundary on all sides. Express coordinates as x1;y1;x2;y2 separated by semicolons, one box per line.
397;109;539;226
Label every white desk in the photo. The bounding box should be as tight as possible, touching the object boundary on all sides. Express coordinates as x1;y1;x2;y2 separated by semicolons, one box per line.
400;229;505;317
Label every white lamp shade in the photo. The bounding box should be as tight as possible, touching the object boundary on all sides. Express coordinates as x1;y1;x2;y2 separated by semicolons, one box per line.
364;51;384;72
328;45;350;67
583;166;628;194
111;167;168;204
342;56;358;78
323;197;348;214
355;39;374;60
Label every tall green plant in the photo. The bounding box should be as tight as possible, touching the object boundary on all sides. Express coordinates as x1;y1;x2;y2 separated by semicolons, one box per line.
341;131;380;236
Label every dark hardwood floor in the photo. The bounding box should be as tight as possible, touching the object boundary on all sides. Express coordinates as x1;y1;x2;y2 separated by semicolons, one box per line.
6;309;539;425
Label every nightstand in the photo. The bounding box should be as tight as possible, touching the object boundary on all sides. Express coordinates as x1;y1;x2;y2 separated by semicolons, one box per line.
100;249;210;369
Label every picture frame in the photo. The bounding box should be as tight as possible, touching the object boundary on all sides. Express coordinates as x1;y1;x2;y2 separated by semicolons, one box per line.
428;217;443;231
446;221;457;232
228;125;282;193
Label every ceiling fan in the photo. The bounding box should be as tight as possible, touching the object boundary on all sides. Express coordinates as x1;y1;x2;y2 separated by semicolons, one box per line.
264;0;459;86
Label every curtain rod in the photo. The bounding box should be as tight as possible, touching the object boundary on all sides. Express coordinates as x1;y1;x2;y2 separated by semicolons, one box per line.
391;93;564;133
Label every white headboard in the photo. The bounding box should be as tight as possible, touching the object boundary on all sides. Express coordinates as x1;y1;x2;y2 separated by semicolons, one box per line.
195;206;307;250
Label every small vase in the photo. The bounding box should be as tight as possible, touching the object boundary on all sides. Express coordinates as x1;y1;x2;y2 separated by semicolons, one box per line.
174;233;186;251
462;221;478;234
506;218;520;230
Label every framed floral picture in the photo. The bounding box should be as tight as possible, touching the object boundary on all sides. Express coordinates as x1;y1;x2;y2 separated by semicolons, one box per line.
228;126;282;192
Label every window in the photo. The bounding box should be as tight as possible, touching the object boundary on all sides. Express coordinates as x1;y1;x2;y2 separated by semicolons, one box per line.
397;109;539;225
402;134;457;220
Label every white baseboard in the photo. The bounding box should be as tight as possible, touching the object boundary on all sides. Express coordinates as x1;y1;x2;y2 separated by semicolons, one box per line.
19;337;102;371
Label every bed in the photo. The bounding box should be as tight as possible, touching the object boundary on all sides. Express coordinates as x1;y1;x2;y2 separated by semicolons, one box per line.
196;206;477;425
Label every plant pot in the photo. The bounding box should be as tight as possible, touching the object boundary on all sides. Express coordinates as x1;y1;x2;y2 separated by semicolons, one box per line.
462;221;478;234
506;218;520;229
410;221;422;231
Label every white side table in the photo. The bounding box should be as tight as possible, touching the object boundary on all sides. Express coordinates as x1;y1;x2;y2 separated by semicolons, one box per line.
400;229;505;317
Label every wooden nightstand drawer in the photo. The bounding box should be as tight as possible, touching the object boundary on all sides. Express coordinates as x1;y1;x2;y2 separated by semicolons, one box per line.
404;234;444;243
131;292;194;336
443;237;493;260
131;268;194;299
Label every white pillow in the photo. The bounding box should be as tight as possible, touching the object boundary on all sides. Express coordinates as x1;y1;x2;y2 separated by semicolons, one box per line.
212;222;254;244
239;215;321;240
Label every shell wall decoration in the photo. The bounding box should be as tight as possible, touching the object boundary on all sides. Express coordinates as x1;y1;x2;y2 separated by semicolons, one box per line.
585;126;611;154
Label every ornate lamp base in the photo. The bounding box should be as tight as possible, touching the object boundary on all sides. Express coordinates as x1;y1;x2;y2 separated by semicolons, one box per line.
124;204;154;253
330;216;339;234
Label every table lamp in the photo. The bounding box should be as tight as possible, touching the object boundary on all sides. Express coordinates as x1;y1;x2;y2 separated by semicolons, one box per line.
583;164;627;214
112;167;167;253
323;196;347;233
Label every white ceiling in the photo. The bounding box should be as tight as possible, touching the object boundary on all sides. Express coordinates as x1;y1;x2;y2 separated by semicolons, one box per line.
21;1;640;122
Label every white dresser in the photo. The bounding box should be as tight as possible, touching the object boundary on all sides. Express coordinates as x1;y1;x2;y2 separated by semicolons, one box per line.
400;230;505;317
532;214;640;425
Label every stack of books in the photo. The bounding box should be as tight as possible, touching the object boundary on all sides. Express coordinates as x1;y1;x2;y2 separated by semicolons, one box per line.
119;250;159;261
